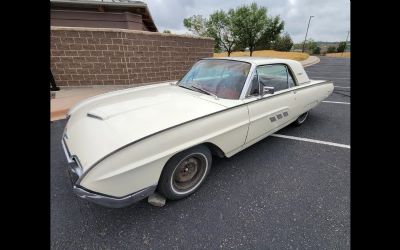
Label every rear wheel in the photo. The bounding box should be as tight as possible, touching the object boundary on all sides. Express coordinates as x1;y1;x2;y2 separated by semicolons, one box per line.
293;111;309;126
157;145;212;200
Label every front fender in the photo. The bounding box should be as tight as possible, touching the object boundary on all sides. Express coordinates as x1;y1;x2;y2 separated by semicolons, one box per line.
79;104;249;197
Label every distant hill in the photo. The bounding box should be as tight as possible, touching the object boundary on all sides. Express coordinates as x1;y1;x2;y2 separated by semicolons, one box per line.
317;41;351;52
292;41;351;53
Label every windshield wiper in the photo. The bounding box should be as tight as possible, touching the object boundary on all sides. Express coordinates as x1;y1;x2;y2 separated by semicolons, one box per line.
178;85;192;91
191;85;219;99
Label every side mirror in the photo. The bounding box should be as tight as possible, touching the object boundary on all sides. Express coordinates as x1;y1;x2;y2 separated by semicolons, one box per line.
262;86;275;96
259;79;275;96
255;73;274;97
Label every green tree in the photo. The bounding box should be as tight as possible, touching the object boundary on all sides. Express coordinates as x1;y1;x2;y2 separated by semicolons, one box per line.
183;3;286;56
312;46;321;55
337;41;347;53
273;32;293;51
163;30;171;34
256;16;284;50
327;46;336;53
183;15;208;36
206;10;236;56
228;3;262;56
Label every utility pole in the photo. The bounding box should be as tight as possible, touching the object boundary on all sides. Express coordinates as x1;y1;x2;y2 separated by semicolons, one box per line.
302;16;314;53
342;30;350;56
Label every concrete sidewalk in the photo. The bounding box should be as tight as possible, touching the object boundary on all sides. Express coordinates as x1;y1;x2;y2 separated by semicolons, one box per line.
51;85;130;121
50;56;320;121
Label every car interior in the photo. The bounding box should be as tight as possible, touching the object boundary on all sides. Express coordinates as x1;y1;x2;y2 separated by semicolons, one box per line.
248;64;295;97
215;74;248;99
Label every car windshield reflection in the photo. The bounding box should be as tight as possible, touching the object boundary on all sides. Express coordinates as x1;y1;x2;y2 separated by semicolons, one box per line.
178;59;251;100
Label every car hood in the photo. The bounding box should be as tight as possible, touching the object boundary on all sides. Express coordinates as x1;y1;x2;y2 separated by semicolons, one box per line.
64;82;228;170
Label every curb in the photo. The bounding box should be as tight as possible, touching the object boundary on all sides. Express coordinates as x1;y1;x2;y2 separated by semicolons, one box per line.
301;56;320;68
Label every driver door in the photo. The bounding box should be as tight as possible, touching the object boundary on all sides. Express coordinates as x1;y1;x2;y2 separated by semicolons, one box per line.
244;64;296;144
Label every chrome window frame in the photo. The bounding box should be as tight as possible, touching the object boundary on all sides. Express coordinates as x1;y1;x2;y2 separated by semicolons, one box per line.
177;59;300;100
239;63;258;100
241;63;299;99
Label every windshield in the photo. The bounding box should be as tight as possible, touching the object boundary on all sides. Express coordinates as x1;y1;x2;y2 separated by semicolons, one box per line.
178;59;251;100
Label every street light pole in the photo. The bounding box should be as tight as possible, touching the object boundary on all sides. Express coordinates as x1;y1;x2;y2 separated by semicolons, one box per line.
301;16;314;53
342;30;350;56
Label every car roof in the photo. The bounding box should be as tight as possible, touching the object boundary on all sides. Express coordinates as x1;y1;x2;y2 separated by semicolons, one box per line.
201;56;310;85
203;56;297;66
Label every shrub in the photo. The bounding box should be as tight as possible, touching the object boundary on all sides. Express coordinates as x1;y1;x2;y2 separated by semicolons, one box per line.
312;46;321;55
337;42;346;53
327;46;336;53
304;39;317;53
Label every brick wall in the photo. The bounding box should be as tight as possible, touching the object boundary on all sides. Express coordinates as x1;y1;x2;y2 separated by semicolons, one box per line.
50;27;214;87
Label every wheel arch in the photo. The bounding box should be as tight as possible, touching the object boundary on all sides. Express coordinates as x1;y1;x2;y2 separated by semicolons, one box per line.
161;141;225;170
203;142;226;158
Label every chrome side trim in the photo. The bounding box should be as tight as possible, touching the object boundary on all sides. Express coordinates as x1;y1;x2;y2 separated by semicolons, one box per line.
73;185;157;208
61;137;74;164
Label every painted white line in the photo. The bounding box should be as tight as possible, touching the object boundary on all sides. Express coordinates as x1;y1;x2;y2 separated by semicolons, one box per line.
272;134;350;149
334;86;351;89
322;101;350;105
308;72;350;75
311;77;350;80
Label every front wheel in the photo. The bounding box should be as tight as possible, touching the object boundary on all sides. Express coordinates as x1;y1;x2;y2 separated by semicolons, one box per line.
293;111;309;126
157;145;212;200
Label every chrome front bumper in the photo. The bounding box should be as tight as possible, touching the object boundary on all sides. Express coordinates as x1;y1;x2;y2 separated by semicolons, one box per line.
62;137;156;208
72;185;157;208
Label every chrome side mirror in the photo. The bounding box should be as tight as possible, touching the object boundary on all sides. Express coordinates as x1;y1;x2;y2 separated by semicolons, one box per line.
259;81;275;96
255;73;274;97
262;86;275;96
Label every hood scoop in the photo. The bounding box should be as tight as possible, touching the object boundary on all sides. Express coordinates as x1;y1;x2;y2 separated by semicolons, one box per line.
86;96;172;121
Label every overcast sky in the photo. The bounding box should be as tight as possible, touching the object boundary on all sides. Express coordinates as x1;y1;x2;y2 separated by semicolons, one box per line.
143;0;350;43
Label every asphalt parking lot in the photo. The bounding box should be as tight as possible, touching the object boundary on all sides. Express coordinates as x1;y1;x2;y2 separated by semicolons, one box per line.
51;56;350;249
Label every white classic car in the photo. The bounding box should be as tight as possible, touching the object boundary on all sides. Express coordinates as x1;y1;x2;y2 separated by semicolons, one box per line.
62;57;333;208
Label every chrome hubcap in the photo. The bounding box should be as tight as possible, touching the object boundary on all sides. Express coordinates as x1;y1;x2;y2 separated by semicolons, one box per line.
175;158;199;183
298;112;308;123
172;154;206;192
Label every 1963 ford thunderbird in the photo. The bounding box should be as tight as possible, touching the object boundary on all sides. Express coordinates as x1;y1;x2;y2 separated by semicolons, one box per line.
62;57;333;208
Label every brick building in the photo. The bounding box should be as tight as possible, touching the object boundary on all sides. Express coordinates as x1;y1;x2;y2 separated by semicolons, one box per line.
50;0;215;87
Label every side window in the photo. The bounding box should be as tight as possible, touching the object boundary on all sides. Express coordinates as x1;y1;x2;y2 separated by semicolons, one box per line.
257;64;290;92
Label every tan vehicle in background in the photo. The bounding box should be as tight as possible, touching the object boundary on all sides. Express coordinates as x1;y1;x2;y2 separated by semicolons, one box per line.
62;57;334;208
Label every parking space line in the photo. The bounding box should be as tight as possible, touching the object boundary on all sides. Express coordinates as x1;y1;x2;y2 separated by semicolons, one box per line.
307;72;350;75
272;134;350;149
311;77;350;80
322;101;350;105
